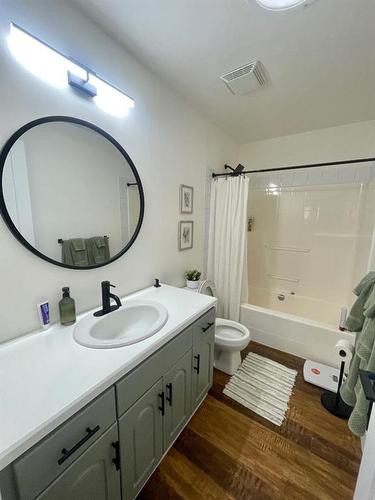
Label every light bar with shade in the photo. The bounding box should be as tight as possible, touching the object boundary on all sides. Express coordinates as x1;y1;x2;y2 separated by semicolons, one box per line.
89;74;134;118
7;24;86;89
7;23;134;116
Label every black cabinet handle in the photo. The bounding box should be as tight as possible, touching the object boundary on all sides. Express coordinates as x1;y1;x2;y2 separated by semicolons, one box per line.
202;321;214;333
58;425;100;465
194;354;201;374
158;392;165;416
166;383;173;406
112;441;120;471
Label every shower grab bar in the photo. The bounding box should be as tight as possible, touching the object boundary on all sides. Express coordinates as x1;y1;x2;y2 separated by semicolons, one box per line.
268;274;300;283
265;245;310;253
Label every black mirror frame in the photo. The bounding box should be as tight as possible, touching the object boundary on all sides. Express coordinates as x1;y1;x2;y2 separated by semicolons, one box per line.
0;115;145;270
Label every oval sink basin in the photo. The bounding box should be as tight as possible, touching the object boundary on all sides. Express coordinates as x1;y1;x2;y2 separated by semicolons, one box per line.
73;300;169;349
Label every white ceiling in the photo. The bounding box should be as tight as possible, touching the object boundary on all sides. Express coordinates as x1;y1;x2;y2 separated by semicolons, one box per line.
72;0;375;143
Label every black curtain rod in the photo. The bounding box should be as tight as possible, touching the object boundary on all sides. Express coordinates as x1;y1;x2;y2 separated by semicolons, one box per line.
212;157;375;178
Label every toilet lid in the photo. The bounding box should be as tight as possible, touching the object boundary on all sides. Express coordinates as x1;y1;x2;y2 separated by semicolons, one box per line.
198;280;217;297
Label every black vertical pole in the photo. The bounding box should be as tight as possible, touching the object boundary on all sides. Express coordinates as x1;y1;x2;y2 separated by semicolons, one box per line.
321;360;352;419
335;360;346;408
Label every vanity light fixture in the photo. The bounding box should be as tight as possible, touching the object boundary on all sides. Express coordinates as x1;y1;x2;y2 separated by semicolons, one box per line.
7;23;134;117
67;71;97;98
255;0;316;11
88;74;134;117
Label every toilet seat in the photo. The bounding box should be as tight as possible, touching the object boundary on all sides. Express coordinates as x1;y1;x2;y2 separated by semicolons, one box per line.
215;318;250;350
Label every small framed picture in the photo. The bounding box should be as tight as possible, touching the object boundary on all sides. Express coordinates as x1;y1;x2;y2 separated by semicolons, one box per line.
180;184;193;214
178;221;194;251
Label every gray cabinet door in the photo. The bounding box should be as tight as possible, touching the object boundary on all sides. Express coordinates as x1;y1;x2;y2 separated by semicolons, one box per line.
163;350;192;450
192;331;215;411
119;378;163;500
37;424;121;500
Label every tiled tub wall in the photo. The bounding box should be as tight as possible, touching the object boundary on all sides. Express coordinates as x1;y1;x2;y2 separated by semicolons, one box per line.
247;162;375;324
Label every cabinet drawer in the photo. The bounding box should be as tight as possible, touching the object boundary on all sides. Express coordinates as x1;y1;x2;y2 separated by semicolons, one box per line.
36;424;121;500
116;326;193;416
13;388;116;500
192;308;216;345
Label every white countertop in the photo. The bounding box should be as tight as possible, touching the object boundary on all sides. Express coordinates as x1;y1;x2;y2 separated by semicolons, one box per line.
0;284;216;471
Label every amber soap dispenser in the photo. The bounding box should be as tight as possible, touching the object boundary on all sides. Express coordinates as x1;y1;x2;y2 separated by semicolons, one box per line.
59;287;76;326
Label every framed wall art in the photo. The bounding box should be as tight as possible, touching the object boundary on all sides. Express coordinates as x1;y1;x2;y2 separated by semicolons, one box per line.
180;184;193;214
178;220;193;250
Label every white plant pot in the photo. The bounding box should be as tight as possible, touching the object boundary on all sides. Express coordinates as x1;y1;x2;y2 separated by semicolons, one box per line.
186;279;199;289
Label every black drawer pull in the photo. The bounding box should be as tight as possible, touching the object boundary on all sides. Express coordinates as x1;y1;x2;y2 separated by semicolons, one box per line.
112;441;121;471
58;425;100;465
194;354;201;374
158;392;165;416
202;321;214;333
166;383;173;406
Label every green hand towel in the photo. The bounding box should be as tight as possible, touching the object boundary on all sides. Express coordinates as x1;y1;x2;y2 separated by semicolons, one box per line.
87;236;110;265
94;238;106;248
71;238;86;252
61;239;89;267
340;277;375;436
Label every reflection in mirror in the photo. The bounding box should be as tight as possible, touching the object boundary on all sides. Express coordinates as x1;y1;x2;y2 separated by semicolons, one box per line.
1;119;143;268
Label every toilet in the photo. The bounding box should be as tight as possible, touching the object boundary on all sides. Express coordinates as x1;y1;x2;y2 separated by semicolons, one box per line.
197;280;251;375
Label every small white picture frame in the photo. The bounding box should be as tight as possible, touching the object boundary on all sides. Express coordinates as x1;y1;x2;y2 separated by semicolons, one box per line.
180;184;193;214
178;221;194;251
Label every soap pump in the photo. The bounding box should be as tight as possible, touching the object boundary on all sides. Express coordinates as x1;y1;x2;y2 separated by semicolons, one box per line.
59;287;76;326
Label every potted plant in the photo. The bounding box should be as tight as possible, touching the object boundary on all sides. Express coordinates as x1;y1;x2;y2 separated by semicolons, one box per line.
184;270;201;289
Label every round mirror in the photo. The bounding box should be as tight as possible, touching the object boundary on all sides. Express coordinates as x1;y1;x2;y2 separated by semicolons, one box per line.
0;116;144;269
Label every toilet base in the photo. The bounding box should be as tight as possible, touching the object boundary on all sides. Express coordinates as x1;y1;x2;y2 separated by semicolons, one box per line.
214;348;242;375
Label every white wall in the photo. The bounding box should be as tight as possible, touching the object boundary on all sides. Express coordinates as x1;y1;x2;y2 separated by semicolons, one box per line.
0;0;237;343
238;120;375;170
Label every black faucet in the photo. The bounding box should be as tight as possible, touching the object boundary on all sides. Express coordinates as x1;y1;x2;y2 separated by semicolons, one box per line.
94;281;122;317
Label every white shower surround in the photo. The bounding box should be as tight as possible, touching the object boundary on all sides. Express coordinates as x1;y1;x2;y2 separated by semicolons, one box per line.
238;162;375;363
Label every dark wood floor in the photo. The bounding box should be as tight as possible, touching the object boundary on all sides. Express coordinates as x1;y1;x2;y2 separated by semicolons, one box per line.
139;342;362;500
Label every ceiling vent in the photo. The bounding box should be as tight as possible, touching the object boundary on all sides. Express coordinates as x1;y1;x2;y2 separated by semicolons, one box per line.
221;61;266;95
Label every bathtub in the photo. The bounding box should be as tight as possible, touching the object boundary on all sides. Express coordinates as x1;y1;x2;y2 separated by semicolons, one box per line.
248;286;347;326
240;303;355;367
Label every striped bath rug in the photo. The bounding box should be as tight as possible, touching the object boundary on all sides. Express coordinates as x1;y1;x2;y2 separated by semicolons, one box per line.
223;352;297;426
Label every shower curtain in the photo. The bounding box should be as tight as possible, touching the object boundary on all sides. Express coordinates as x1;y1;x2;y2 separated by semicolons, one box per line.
207;175;249;321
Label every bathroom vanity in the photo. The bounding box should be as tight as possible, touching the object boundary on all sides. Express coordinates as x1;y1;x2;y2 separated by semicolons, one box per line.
0;285;216;500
